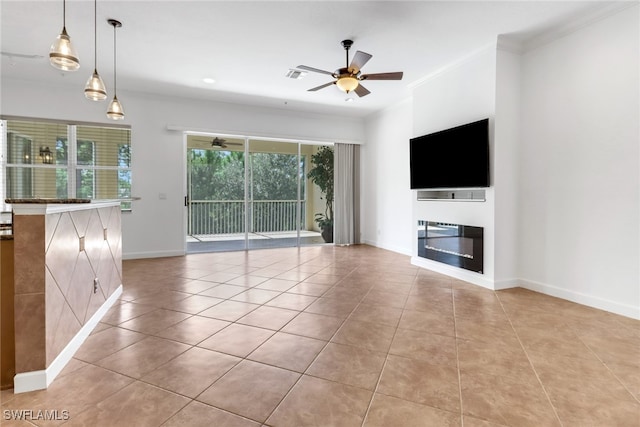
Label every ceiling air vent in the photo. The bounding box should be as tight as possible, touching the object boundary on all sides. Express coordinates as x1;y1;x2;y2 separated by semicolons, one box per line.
285;69;307;80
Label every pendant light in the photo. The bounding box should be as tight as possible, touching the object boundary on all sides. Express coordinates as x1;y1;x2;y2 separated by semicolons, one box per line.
106;19;124;120
49;0;80;71
84;0;107;100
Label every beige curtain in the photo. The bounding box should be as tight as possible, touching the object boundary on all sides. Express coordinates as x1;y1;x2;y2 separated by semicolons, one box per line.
334;143;360;245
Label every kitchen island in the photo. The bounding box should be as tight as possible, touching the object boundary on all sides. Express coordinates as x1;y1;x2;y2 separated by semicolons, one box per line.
6;199;122;393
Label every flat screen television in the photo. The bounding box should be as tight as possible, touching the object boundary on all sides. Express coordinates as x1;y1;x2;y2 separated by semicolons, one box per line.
410;118;489;189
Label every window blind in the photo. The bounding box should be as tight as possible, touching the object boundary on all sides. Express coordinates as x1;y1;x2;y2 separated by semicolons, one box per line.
2;119;132;210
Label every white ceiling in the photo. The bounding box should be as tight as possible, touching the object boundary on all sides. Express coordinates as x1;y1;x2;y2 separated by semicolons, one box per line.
0;1;627;118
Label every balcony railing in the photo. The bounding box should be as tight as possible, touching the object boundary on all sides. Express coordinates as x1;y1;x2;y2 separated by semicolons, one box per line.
188;199;307;236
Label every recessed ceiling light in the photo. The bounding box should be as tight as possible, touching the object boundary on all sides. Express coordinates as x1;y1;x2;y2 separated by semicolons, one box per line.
345;98;354;103
203;77;216;84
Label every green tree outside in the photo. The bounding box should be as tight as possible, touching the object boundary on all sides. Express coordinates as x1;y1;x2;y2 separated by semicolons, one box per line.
188;149;307;234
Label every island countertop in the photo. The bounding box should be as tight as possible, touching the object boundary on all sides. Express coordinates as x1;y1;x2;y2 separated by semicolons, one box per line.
5;198;91;204
7;199;119;215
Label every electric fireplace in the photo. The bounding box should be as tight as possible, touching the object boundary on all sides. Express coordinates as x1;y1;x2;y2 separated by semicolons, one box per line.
417;221;483;273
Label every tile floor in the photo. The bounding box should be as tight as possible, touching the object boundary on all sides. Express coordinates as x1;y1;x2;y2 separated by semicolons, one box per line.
2;245;639;426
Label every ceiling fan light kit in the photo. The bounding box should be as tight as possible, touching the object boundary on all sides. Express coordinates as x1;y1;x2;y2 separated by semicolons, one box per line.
298;39;403;98
336;76;358;93
84;0;107;101
49;0;80;71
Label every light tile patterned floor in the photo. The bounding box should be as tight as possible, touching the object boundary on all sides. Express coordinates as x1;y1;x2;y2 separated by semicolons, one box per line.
2;245;639;426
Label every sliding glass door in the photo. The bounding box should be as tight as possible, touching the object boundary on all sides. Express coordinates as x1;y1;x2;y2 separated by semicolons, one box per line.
247;140;301;249
187;136;247;252
186;134;331;253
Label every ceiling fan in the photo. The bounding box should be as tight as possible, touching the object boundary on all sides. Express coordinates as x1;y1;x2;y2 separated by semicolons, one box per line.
209;137;242;149
192;139;243;148
297;40;403;97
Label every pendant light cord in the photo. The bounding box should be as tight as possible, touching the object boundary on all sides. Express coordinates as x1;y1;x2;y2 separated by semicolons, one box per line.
113;22;117;95
93;0;97;69
63;0;66;27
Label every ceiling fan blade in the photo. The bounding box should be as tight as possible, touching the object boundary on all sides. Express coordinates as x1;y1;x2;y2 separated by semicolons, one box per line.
354;84;370;97
308;81;336;92
360;72;403;80
297;65;335;76
349;51;372;73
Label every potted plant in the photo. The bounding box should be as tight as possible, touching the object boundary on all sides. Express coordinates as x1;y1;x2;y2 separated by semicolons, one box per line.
307;146;334;243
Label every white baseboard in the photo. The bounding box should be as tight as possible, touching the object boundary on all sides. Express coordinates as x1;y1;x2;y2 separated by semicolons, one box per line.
123;250;185;260
405;262;639;320
346;240;640;320
14;285;123;394
377;242;412;256
362;239;412;257
411;257;496;290
12;370;47;394
493;278;520;290
363;241;639;320
519;279;640;320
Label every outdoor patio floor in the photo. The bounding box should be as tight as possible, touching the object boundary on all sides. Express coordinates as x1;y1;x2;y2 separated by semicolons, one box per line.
187;231;326;253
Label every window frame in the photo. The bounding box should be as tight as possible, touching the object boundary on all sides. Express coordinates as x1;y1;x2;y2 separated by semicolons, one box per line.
0;117;132;212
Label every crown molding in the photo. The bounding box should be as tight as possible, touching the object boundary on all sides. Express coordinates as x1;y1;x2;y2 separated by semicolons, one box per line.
408;42;497;90
497;36;525;54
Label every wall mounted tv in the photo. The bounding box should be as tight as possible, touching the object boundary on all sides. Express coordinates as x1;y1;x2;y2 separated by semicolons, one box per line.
410;118;489;189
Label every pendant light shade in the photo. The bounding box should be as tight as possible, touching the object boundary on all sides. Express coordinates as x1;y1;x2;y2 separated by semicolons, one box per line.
84;0;106;100
49;0;80;71
107;95;124;120
107;19;124;120
85;69;107;100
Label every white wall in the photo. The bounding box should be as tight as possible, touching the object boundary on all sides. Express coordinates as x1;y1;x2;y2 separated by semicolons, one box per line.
518;5;639;318
494;45;522;286
1;79;365;258
361;99;413;255
410;45;498;288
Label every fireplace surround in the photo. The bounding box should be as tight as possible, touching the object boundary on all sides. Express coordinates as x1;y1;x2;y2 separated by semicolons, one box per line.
417;221;483;273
